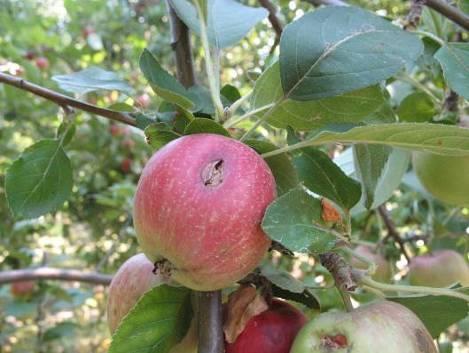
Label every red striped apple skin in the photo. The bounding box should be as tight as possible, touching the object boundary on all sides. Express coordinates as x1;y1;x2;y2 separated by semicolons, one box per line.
133;134;276;291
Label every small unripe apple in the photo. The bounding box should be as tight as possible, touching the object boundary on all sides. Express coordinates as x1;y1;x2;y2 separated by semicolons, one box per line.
107;253;161;333
413;152;469;207
35;57;49;70
10;280;35;298
408;250;469;287
225;299;307;353
290;301;437;353
133;134;276;291
350;245;392;282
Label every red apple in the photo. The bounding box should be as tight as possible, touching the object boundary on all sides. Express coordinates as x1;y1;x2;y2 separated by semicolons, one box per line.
120;158;132;174
107;253;161;333
135;93;151;108
225;299;307;353
408;249;469;287
10;280;35;298
350;245;392;282
35;57;49;70
109;124;128;137
82;25;95;38
133;134;276;291
290;301;437;353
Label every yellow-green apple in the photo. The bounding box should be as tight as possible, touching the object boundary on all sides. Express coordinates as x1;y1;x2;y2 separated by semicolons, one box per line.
133;134;276;291
107;253;161;333
290;301;437;353
408;249;469;287
350;245;392;282
413;152;469;207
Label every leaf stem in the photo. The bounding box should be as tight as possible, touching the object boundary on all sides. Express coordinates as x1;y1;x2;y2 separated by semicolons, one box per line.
342;247;377;277
396;74;442;105
194;2;225;121
223;103;275;128
358;275;469;302
413;30;445;46
225;90;252;118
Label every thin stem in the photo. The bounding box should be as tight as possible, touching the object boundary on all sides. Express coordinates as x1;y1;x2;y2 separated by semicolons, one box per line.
339;290;354;312
425;0;469;31
342;247;377;276
362;285;386;298
359;276;469;302
413;30;445;46
223;103;275;128
239;98;284;141
197;291;224;353
261;139;311;158
396;74;441;105
225;90;252;119
378;205;411;263
0;72;136;126
194;2;224;121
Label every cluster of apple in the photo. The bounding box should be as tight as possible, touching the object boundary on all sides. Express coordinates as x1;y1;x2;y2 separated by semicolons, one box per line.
106;133;467;353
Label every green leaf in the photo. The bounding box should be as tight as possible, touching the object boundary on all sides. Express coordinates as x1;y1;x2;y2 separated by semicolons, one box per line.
294;148;361;210
43;322;77;341
279;6;423;100
397;92;436;123
6;140;73;219
260;263;320;309
188;86;215;114
251;63;388;130
280;123;469;157
145;123;181;150
220;84;241;104
261;187;338;254
109;285;192;353
139;49;195;110
352;146;410;210
183;118;230;136
169;0;268;48
52;67;133;95
245;139;299;195
435;43;469;99
389;295;468;338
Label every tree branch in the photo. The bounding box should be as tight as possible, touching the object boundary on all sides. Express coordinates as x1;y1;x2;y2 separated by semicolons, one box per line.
378;205;411;262
166;1;196;88
425;0;469;31
0;72;136;126
405;0;426;30
165;5;224;353
0;267;112;285
258;0;283;53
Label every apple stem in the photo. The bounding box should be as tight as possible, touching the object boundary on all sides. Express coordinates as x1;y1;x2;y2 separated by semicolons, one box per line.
197;291;224;353
342;247;377;277
357;274;469;302
224;90;253;120
339;290;354;312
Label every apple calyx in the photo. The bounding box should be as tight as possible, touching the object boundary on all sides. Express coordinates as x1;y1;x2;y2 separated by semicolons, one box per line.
321;334;348;349
202;159;224;186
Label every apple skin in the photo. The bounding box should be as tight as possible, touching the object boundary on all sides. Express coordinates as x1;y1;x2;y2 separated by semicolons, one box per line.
408;250;469;287
10;280;35;298
350;245;392;282
290;301;437;353
413;152;469;207
225;299;307;353
133;134;276;291
107;253;161;333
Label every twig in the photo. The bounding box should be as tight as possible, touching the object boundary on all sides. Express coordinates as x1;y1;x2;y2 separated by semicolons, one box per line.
405;0;426;30
377;205;411;262
0;267;112;285
166;1;196;88
258;0;283;53
425;0;469;31
0;72;136;126
319;252;357;292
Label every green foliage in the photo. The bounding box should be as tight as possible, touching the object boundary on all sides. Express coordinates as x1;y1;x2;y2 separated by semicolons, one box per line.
435;43;469;99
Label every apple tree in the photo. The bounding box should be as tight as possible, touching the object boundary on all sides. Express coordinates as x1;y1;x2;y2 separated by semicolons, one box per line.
0;0;468;352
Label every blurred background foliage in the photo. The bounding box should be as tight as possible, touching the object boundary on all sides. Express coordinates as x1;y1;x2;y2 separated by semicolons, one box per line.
0;0;467;352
